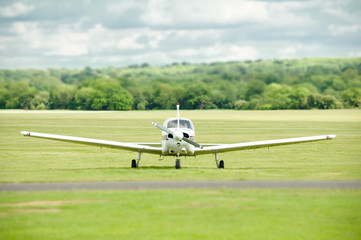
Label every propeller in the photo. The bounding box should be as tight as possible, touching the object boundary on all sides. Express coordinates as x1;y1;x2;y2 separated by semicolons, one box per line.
152;122;203;149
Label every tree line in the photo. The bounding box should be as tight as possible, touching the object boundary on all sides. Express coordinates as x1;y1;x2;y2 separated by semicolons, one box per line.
0;58;360;110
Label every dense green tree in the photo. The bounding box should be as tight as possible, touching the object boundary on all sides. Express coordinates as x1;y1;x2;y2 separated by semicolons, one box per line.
0;88;9;109
182;84;212;109
0;57;360;110
5;82;37;109
77;79;133;110
263;84;292;109
150;82;180;109
342;88;361;107
30;91;49;110
289;87;309;109
49;85;76;109
307;94;337;109
244;80;266;101
74;87;98;110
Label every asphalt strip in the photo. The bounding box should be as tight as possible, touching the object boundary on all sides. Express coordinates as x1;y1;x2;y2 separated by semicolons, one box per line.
0;181;361;192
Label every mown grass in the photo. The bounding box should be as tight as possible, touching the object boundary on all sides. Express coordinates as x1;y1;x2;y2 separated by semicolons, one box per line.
1;110;360;240
0;189;360;240
0;109;360;182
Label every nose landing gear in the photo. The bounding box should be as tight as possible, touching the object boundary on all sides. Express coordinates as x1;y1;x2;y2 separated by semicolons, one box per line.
175;153;181;169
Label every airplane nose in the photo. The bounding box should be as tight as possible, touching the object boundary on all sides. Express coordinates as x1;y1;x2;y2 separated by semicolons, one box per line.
174;130;183;142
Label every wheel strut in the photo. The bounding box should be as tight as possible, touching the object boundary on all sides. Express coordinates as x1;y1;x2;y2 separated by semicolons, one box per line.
131;151;142;168
214;153;224;168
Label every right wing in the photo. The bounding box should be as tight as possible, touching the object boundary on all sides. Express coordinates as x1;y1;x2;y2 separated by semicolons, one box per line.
20;131;162;155
195;135;336;155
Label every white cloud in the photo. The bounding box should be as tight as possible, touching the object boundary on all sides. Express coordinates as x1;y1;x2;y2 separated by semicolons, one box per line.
323;1;352;21
9;21;42;49
265;1;317;27
9;21;88;56
278;44;322;58
348;50;361;57
129;51;170;64
1;0;360;68
10;21;36;35
141;0;269;26
328;24;361;36
117;35;144;50
171;44;259;62
141;0;174;26
278;46;297;57
7;20;172;57
323;0;361;25
0;2;34;18
106;1;144;14
44;29;89;56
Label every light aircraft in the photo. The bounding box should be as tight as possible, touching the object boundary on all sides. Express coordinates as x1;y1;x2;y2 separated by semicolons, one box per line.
21;103;336;169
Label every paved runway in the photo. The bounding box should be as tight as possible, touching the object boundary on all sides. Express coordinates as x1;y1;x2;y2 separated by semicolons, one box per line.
1;180;360;191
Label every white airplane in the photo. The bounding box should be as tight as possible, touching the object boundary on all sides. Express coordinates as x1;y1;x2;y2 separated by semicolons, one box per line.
21;103;336;169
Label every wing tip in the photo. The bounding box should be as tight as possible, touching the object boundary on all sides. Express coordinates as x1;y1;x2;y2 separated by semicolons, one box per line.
20;131;30;136
327;135;336;139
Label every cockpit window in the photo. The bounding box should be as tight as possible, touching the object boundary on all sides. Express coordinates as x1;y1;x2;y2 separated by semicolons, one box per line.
167;119;193;130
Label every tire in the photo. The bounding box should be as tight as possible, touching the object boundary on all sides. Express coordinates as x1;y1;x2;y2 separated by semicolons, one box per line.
131;159;137;168
175;160;181;169
219;160;224;169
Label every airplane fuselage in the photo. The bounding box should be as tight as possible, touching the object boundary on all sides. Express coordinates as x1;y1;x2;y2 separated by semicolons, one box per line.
161;118;195;156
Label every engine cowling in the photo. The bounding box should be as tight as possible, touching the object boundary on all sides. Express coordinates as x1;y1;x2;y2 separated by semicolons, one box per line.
174;130;183;142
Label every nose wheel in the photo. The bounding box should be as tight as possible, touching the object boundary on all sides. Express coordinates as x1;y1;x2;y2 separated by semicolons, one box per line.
175;159;181;169
175;154;181;169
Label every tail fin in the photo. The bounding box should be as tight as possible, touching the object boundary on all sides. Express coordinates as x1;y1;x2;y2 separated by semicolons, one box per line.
177;102;180;129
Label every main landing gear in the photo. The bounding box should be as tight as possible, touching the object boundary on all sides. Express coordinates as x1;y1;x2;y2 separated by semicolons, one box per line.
215;153;224;169
131;152;224;169
131;151;141;168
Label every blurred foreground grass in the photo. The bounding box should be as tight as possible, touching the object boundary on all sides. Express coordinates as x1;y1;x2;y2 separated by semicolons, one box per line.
0;189;360;240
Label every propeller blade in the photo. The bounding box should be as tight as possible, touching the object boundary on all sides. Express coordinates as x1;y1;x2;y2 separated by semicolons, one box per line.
182;137;203;149
152;122;173;135
152;122;202;148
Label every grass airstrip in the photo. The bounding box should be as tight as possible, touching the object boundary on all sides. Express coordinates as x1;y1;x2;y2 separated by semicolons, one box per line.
0;110;360;239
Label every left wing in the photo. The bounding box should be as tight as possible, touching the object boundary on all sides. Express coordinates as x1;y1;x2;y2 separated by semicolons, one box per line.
194;135;336;155
20;131;162;155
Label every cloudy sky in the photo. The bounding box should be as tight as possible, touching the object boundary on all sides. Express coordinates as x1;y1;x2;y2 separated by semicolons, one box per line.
0;0;360;69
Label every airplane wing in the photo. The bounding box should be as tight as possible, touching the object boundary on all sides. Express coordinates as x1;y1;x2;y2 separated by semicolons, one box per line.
20;131;162;155
194;135;336;155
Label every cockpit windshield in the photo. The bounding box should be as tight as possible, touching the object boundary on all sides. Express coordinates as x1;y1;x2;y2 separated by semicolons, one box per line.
167;119;193;130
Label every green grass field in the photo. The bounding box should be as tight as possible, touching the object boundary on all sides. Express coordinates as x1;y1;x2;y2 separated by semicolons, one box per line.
0;110;360;182
1;189;360;240
1;110;360;240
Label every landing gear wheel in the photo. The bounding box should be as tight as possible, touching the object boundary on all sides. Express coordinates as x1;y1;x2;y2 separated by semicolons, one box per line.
175;159;181;169
131;159;137;168
218;160;224;169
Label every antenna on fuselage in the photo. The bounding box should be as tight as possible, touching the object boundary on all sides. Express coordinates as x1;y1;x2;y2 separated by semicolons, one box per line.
177;102;180;129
